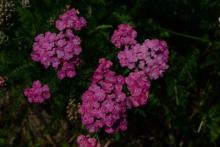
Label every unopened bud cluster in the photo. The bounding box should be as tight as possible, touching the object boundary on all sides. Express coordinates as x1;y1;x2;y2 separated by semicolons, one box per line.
0;0;15;30
66;98;80;121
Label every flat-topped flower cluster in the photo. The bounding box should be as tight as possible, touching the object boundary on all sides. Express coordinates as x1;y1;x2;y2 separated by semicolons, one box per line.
24;80;50;103
78;58;128;134
31;8;86;80
112;24;169;80
78;24;169;138
32;30;81;79
25;7;170;146
56;8;86;31
77;135;101;147
111;24;137;48
125;70;151;108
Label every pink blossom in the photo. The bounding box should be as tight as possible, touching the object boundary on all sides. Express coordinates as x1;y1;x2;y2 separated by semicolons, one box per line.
55;8;87;31
31;29;81;79
117;39;169;80
24;80;51;103
142;39;169;79
125;71;151;108
111;24;137;48
78;58;128;134
77;135;101;147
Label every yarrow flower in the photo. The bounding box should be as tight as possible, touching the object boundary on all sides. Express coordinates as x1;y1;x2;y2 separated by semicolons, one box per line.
111;24;137;48
117;39;169;80
31;29;82;79
75;24;169;145
24;80;50;103
125;70;151;108
78;58;128;134
31;7;86;80
56;8;87;31
141;39;169;79
77;135;101;147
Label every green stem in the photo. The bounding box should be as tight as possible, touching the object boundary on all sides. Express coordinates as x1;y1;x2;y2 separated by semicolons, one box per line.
160;26;220;46
174;85;179;106
158;26;210;43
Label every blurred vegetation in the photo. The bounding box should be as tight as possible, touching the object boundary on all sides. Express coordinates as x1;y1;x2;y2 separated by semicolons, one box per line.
0;0;220;146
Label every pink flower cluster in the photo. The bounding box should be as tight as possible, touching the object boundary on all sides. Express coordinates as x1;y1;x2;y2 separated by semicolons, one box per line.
24;80;50;103
112;24;169;80
31;30;81;79
77;135;101;147
31;8;86;80
125;70;151;108
118;39;169;80
78;58;128;134
111;24;137;48
56;8;87;31
77;24;169;137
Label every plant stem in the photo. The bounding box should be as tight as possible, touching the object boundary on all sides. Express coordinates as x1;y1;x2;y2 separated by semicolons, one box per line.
158;26;210;43
153;24;220;46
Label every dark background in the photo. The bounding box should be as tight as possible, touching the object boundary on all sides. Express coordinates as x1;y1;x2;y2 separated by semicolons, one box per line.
0;0;220;146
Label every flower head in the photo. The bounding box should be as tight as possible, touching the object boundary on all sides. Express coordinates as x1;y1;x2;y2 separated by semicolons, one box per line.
125;71;151;108
31;30;82;79
118;39;169;80
55;8;87;31
78;58;128;134
24;80;51;103
111;24;137;48
77;135;101;147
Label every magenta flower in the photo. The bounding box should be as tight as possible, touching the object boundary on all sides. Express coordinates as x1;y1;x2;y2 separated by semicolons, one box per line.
77;135;101;147
24;80;50;103
31;29;82;80
125;70;151;108
32;7;86;80
78;58;128;134
111;24;137;48
55;8;87;31
111;24;169;80
142;39;169;79
117;39;169;80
